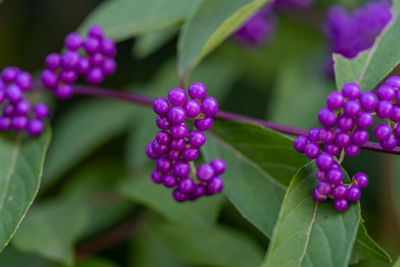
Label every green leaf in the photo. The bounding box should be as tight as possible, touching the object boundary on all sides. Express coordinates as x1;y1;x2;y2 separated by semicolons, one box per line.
0;247;56;267
0;129;51;251
350;222;391;264
262;163;360;267
334;0;400;91
133;28;178;59
43;100;142;187
118;168;223;229
178;0;270;78
152;222;264;267
202;120;308;237
12;197;89;266
75;258;121;267
78;0;197;42
394;255;400;267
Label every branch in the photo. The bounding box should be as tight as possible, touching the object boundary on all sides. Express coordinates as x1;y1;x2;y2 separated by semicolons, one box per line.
32;81;400;155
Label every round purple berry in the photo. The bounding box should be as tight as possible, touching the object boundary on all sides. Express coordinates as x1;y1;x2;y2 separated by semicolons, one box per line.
168;88;187;106
156;131;171;145
308;127;321;142
343;100;361;116
380;137;397;150
178;178;195;194
83;37;100;54
189;130;206;147
0;117;11;131
346;185;361;202
61;51;80;70
313;188;327;202
206;176;224;195
90;53;104;67
27;119;44;136
317;181;332;195
337;115;354;131
359;92;378;111
394;124;400;138
41;70;58;88
342;82;361;99
88;25;104;39
201;97;218;116
146;142;159;159
100;38;117;57
151;139;168;155
356;112;374;129
326;168;343;184
188;82;207;99
373;123;392;141
15;100;30;116
169;138;186;151
1;67;19;83
163;174;177;188
304;142;320;159
153;98;169;115
344;144;360;157
377;85;396;100
184;99;201;118
352;129;369;145
390;105;400;122
168;106;186;125
319;128;335;143
101;58;117;76
196;164;214;182
172;161;191;178
60;70;77;84
45;53;61;70
335;131;351;147
332;184;348;199
294;135;308;153
318;107;336;127
189;184;206;200
15;72;32;91
194;117;213;131
5;85;22;103
385;76;400;88
11;116;28;130
170;124;188;139
376;100;393;119
55;84;74;99
3;104;14;117
316;153;334;171
167;150;181;161
151;170;163;184
182;147;199;161
65;32;83;51
156;116;171;130
173;188;188;202
315;170;325;180
86;68;104;84
77;57;91;75
324;143;341;156
334;199;348;211
326;91;344;110
354;173;369;189
156;157;172;173
210;158;226;175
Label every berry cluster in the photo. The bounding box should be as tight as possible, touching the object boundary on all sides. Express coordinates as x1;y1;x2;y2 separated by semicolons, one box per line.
41;25;117;98
0;67;49;136
146;83;225;202
234;0;314;46
293;77;400;211
325;1;392;74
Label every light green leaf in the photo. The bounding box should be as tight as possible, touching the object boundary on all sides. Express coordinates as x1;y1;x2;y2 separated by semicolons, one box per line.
202;120;308;237
0;129;51;251
78;0;197;42
152;223;264;267
43;100;143;187
118;168;224;229
262;163;360;267
178;0;270;78
133;28;178;59
350;222;391;264
394;255;400;267
334;0;400;91
13;197;88;266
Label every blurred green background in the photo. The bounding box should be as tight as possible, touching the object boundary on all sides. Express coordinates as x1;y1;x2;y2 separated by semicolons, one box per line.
0;0;398;266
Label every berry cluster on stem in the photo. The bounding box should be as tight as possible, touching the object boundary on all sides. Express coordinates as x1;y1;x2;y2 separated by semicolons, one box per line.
294;76;400;211
146;83;226;202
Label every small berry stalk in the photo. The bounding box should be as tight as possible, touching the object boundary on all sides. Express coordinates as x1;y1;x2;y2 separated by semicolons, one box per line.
146;83;225;202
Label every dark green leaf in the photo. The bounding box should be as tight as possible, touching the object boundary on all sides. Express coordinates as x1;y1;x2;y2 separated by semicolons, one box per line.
152;222;264;267
178;0;270;77
262;163;360;267
119;168;224;229
202;120;308;237
133;28;178;59
350;222;391;264
75;258;121;267
334;0;400;91
12;197;88;265
78;0;197;42
0;129;51;251
0;247;56;267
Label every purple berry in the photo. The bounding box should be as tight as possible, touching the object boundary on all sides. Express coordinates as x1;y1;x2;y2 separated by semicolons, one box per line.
156;116;171;130
315;170;325;180
342;82;361;99
194;117;213;131
182;147;199;161
335;131;351;147
308;127;321;142
15;100;30;116
206;176;224;195
100;38;117;57
1;67;19;83
386;76;400;88
60;70;77;84
354;173;369;189
173;188;188;202
356;112;373;129
359;92;378;111
77;57;91;75
170;124;188;139
304;142;320;159
319;128;335;143
61;51;80;70
318;107;336;127
313;188;327;202
168;106;186;125
3;104;14;117
334;199;348;211
347;185;361;202
15;72;32;91
65;32;83;51
151;170;163;184
377;85;396;100
27;119;44;136
169;138;186;151
391;105;400;122
83;37;100;54
178;178;195;194
373;123;392;141
380;137;397;150
151;139;168;155
184;99;201;118
197;164;214;182
189;130;206;147
153;98;169;115
344;144;360;157
0;117;11;131
324;143;341;155
168;88;187;106
394;124;400;138
45;53;61;70
188;83;207;99
326;91;344;110
172;161;191;178
332;184;348;199
156;157;172;173
55;84;74;99
146;142;159;159
343;100;361;116
163;174;177;188
189;184;206;200
317;181;332;195
294;135;308;153
210;158;226;175
167;150;181;161
101;58;117;76
201;97;218;116
352;129;369;145
88;25;104;39
156;131;171;145
11;116;28;130
86;68;104;84
5;85;22;103
337;115;354;131
41;70;58;88
90;53;104;67
376;100;393;119
316;153;334;171
326;168;343;184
